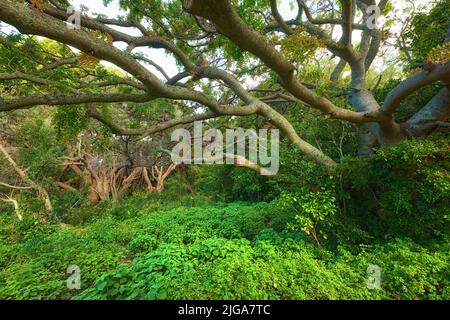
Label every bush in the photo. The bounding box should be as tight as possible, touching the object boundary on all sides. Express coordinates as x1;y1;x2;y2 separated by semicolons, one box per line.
1;193;448;300
337;136;450;241
75;234;450;300
0;201;292;299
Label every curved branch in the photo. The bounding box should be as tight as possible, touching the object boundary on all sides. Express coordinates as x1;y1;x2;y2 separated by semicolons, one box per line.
0;182;33;190
381;62;450;115
182;0;380;124
0;93;152;112
404;87;450;137
270;0;293;35
339;0;354;48
330;59;347;82
0;71;53;85
86;108;219;137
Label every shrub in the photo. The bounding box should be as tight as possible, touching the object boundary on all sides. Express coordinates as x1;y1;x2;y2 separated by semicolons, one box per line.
75;234;450;300
337;136;450;241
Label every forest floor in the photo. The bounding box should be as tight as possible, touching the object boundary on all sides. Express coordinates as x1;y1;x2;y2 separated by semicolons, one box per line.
0;195;449;300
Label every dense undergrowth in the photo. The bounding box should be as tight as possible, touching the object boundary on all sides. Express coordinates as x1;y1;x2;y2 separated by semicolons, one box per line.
1;199;448;300
1;137;449;301
1;123;449;300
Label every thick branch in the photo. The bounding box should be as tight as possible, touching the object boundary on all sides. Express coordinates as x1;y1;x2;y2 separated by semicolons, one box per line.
0;71;53;85
0;93;152;112
404;87;450;137
270;0;293;35
182;0;381;124
381;62;450;115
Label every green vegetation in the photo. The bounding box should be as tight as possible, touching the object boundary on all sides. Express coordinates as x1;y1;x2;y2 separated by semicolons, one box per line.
0;0;449;301
1;196;449;300
1;135;449;300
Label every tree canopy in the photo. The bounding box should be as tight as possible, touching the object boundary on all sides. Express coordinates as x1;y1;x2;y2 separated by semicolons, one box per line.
0;0;448;168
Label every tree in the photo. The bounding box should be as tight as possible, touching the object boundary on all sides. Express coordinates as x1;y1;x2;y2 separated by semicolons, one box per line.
0;0;448;169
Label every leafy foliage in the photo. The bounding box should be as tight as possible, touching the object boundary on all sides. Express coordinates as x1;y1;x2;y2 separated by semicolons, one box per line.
281;27;325;62
0;0;449;302
1;195;449;300
337;136;450;241
403;0;450;64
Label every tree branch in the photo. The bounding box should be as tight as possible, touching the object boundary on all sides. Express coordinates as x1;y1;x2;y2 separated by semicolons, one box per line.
86;108;219;137
0;93;152;112
381;62;450;115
